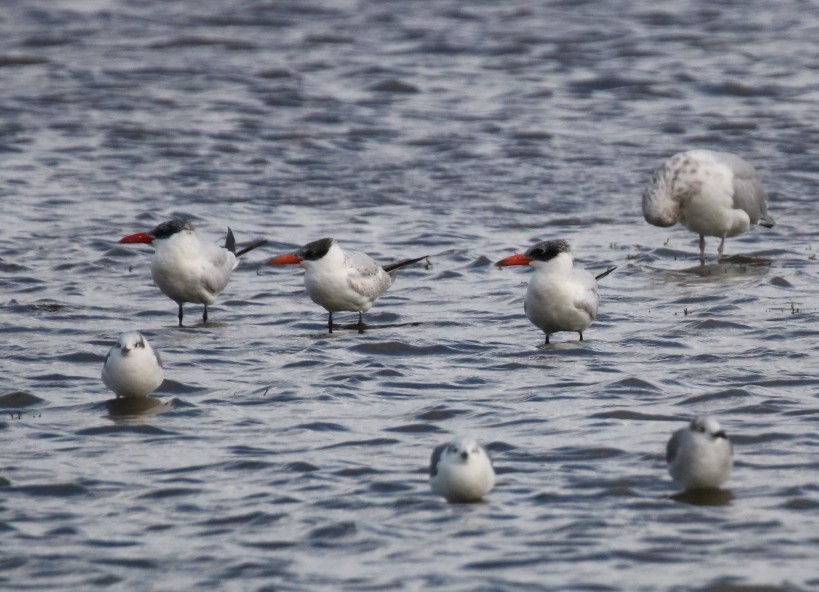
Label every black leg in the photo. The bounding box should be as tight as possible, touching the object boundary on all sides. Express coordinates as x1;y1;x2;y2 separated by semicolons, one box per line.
544;334;550;345
357;312;364;333
178;303;184;327
203;305;208;323
328;311;333;334
699;234;706;266
579;332;583;341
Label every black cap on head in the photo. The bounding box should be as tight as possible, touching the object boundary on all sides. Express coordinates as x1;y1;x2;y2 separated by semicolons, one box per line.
525;239;571;262
151;219;193;239
297;237;334;261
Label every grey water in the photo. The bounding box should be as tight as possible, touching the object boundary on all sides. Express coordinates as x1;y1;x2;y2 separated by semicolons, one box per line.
1;1;818;590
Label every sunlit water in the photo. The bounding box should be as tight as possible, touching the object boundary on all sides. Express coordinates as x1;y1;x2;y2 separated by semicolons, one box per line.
2;1;818;590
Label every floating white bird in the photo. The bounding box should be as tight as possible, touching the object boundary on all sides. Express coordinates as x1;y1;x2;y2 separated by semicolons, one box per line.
642;149;775;264
268;237;427;333
495;240;615;344
429;436;495;503
101;332;164;398
118;219;266;326
666;415;733;491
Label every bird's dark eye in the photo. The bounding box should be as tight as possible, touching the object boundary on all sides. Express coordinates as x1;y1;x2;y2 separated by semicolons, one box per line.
449;446;458;454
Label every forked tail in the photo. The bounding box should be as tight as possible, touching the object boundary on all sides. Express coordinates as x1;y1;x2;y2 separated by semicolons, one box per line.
225;227;268;257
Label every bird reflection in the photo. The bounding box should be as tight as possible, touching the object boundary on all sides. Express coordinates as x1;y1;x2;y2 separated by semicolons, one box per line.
106;396;173;417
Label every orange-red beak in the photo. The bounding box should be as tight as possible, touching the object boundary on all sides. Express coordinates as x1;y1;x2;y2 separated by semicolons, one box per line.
267;252;302;266
118;232;154;245
494;253;532;267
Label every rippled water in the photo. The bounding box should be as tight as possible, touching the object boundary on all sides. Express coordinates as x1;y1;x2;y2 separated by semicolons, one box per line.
2;1;818;590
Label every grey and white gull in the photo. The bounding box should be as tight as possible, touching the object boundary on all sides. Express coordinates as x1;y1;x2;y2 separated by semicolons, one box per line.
429;436;495;503
666;415;733;491
642;150;775;264
102;332;164;398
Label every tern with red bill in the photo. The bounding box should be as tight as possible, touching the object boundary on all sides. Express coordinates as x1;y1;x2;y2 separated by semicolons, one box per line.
495;240;615;345
119;219;267;326
268;237;428;333
642;149;775;264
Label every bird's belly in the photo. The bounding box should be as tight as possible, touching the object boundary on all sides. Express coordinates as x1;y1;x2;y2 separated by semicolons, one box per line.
103;360;163;398
525;284;595;334
680;196;751;238
305;273;374;313
432;464;493;502
152;259;220;305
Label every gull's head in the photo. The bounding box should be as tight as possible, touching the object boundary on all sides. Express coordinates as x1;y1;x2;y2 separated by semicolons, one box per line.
642;154;692;227
690;415;728;440
442;437;485;465
117;332;148;357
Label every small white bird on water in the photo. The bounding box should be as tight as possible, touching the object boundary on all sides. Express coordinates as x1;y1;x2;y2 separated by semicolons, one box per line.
666;415;733;491
495;240;615;345
119;219;267;326
101;332;164;398
642;149;775;264
429;436;495;503
267;237;428;333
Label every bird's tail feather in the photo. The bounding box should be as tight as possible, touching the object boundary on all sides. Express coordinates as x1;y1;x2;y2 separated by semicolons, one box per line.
225;228;236;254
224;227;268;257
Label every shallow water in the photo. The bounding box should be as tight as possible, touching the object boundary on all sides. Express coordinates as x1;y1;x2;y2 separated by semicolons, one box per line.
2;1;818;590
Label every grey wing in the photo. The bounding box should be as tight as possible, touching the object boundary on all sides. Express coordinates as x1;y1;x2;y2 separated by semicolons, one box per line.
430;443;447;477
666;428;684;464
573;270;599;321
345;250;382;276
713;151;773;225
345;251;392;300
154;348;163;369
201;246;236;297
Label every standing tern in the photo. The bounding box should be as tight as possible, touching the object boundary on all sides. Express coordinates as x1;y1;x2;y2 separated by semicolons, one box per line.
642;149;775;264
666;415;733;491
495;239;615;345
118;219;267;326
267;237;428;333
429;436;495;503
101;332;164;398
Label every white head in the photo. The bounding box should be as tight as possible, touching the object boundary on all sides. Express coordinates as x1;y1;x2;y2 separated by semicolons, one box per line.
436;437;487;469
689;415;727;440
642;153;691;227
115;332;153;356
